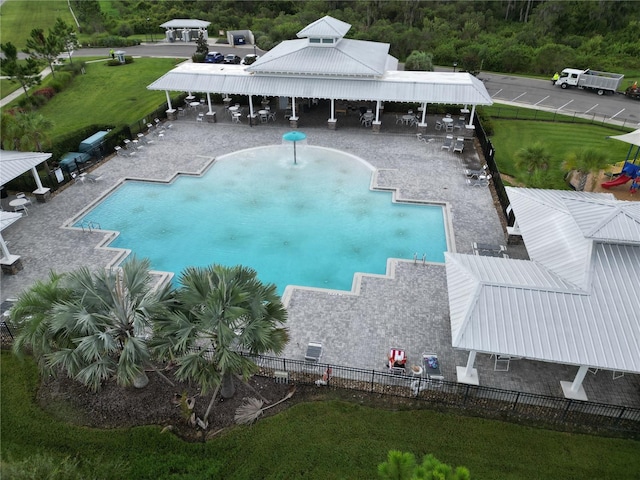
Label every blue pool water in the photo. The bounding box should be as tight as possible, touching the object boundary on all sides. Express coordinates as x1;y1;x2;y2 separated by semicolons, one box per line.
76;146;447;294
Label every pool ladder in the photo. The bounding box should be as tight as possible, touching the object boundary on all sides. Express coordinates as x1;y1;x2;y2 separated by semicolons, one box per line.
79;220;101;232
413;252;427;264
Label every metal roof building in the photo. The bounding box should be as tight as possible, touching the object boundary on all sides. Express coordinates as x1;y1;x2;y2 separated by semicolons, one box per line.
446;187;640;400
148;15;492;126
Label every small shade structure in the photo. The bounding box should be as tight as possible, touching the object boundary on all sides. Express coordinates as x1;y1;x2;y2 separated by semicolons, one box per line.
282;131;307;164
608;128;640;163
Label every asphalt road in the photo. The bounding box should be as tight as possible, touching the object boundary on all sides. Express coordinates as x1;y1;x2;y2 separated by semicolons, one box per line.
40;42;640;128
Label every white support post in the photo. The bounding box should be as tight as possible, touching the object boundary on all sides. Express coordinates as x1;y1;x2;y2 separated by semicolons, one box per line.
206;93;212;114
165;90;173;111
421;102;427;124
249;95;254;117
291;97;296;118
561;365;589;400
31;166;44;190
467;105;476;128
456;350;479;385
330;98;335;121
375;100;381;122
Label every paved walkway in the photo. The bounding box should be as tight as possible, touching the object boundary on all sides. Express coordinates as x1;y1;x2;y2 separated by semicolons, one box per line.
2;104;638;408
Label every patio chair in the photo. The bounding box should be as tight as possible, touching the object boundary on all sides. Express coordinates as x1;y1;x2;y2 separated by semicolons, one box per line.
493;354;522;372
15;193;32;206
441;135;453;151
445;123;454;133
196;113;204;122
85;173;103;183
434;120;443;131
123;139;131;149
422;353;443;382
388;348;407;374
304;342;323;363
453;137;464;153
268;111;277;122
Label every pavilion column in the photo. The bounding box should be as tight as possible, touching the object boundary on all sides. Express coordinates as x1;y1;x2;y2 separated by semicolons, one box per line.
464;104;476;137
290;96;298;128
248;95;256;126
31;165;51;203
328;98;337;130
206;93;216;123
165;90;176;120
375;100;381;122
560;365;589;401
416;101;428;135
0;234;22;275
456;350;479;385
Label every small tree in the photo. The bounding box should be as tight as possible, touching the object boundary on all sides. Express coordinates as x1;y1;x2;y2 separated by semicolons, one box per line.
24;28;62;78
51;18;80;64
405;50;434;71
563;148;610;191
195;31;209;56
515;142;552;177
0;42;41;97
378;451;471;480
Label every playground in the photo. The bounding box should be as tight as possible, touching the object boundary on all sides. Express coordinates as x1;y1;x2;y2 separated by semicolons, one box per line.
597;129;640;199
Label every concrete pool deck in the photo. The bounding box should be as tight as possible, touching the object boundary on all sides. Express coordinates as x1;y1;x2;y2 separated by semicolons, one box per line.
2;109;638;409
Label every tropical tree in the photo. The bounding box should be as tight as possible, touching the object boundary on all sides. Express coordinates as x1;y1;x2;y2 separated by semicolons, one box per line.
11;271;72;373
12;258;173;391
150;264;289;427
0;42;41;97
15;112;53;152
378;451;471;480
514;142;552;177
563;147;610;191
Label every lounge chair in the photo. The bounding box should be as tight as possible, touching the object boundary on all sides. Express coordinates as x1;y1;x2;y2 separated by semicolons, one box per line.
85;173;103;183
453;137;464;153
466;175;492;187
422;353;444;381
388;348;407;374
305;342;323;363
441;135;453;150
464;165;488;177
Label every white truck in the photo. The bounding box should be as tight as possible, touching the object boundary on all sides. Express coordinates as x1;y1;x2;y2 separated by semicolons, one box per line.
555;68;624;95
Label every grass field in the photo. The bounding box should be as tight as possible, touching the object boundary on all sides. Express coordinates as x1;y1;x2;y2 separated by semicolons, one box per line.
0;0;74;49
0;78;22;98
2;353;639;480
29;58;179;137
488;118;631;188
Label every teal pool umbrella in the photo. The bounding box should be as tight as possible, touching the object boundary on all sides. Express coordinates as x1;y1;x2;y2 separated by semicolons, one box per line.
282;131;306;164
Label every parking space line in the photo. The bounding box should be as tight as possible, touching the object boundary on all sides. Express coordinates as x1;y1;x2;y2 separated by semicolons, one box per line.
611;108;625;119
584;104;599;114
491;88;503;98
511;92;527;102
557;99;573;110
534;96;549;106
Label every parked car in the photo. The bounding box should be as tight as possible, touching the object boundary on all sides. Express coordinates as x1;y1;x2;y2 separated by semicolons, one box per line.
241;54;259;65
204;51;224;63
224;54;241;64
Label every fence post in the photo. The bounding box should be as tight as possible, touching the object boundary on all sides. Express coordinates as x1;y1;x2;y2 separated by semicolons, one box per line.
561;399;573;422
371;370;375;392
512;391;520;411
614;406;626;426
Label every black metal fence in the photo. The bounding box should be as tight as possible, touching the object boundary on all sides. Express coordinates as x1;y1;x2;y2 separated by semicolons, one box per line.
249;353;640;436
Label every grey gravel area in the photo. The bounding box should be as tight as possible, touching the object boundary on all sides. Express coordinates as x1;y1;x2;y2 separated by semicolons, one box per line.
2;106;637;408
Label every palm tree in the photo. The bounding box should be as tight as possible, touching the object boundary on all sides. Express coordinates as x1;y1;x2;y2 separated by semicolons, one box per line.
150;264;289;426
12;258;173;391
563;147;610;191
514;142;552;177
16;112;53;152
11;271;72;374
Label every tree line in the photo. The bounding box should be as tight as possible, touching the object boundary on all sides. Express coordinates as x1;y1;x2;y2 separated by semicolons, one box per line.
78;0;638;74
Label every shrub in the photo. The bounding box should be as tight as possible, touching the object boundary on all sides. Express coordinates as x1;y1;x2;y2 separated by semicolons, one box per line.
49;71;73;92
59;61;87;75
33;87;56;100
88;35;141;48
118;22;133;38
192;53;206;63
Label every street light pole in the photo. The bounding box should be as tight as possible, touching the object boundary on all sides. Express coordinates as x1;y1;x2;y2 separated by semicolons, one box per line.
453;62;458;73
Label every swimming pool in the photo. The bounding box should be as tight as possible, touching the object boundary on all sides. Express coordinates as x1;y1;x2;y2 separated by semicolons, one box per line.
75;146;448;295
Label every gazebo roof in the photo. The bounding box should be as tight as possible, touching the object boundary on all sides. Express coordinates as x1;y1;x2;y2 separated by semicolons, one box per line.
296;15;351;38
159;19;210;29
0;150;52;186
446;188;640;374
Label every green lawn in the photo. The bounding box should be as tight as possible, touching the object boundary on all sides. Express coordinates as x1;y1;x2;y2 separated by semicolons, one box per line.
29;58;179;137
488;118;632;188
0;78;22;99
0;0;74;49
2;353;639;480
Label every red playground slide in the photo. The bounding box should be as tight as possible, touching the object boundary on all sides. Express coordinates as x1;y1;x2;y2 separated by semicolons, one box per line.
601;175;631;189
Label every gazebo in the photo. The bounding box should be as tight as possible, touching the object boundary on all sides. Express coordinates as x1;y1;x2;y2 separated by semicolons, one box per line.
148;16;492;130
446;187;640;400
160;19;210;43
0;150;53;274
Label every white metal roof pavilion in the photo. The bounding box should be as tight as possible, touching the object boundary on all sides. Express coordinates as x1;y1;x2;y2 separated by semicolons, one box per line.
446;187;640;400
148;15;492;125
